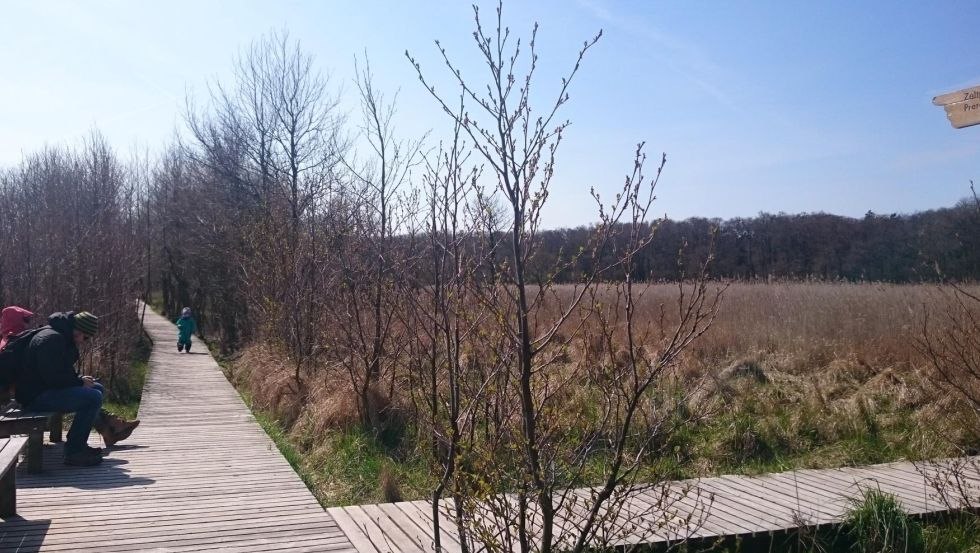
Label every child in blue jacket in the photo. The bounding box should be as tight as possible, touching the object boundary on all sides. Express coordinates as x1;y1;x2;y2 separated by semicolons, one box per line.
176;307;197;353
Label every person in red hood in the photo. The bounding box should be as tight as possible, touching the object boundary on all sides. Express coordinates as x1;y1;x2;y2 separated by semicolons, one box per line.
0;305;34;350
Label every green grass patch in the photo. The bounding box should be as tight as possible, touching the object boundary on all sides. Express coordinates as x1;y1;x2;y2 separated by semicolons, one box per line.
252;408;316;491
923;513;980;553
102;334;151;419
305;427;432;506
843;489;925;553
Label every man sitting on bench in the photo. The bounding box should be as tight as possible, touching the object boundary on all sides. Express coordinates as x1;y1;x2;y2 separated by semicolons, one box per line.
15;311;139;466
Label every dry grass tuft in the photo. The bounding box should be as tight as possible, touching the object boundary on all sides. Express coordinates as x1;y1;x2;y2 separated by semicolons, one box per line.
379;466;404;503
718;358;768;384
228;343;396;440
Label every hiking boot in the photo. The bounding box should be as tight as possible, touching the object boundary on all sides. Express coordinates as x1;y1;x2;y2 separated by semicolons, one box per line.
185;343;191;353
84;445;106;456
96;412;140;447
177;342;184;352
107;420;140;446
64;450;103;466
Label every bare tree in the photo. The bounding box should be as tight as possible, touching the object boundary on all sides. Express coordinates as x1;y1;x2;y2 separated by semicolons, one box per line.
328;56;424;429
0;132;144;400
181;30;345;385
918;182;980;438
408;4;719;551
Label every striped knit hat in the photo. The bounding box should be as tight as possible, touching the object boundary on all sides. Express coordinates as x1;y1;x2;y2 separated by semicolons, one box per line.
73;311;99;336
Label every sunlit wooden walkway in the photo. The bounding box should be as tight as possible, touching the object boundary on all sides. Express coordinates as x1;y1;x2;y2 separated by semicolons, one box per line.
2;307;978;552
328;457;980;551
0;306;355;552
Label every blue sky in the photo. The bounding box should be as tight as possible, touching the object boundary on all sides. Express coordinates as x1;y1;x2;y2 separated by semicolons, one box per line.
1;1;978;228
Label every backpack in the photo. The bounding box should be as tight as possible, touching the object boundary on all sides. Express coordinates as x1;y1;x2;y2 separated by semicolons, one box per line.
0;328;44;389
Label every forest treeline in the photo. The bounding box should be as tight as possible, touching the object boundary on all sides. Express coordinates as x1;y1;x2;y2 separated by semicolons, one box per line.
533;202;980;283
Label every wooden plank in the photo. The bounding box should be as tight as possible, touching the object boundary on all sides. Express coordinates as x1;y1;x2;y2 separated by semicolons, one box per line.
9;306;354;552
359;503;427;553
327;506;384;553
14;302;980;552
325;455;980;550
338;505;396;552
670;484;758;536
835;467;932;513
731;475;839;523
163;538;358;553
2;502;332;532
0;437;26;516
378;502;462;553
0;436;25;467
696;477;793;531
2;523;345;552
675;482;767;535
715;475;834;527
0;514;342;548
765;471;852;515
888;464;977;508
797;467;931;514
626;484;717;541
394;501;465;553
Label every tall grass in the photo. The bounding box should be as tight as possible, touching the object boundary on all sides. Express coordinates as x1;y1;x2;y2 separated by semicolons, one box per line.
225;282;975;504
843;489;924;553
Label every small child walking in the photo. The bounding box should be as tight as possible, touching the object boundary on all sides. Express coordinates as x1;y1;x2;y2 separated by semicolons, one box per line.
176;307;197;353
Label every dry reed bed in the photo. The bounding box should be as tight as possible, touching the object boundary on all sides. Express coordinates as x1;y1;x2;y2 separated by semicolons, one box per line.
226;282;979;503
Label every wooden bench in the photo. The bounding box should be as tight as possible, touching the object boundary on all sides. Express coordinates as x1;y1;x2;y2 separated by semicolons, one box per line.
0;409;64;474
0;436;28;516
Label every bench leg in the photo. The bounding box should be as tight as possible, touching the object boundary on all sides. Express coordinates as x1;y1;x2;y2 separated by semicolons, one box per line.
27;431;42;474
0;466;14;517
50;413;64;443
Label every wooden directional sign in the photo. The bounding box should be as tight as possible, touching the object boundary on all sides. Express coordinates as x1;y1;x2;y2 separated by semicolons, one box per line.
933;85;980;129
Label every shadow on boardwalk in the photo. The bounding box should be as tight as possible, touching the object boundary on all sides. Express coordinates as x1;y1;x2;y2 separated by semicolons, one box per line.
17;443;156;490
0;517;52;553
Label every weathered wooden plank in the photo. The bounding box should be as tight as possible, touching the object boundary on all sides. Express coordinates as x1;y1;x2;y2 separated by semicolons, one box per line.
0;523;345;552
601;482;711;541
359;503;428;553
377;502;462;553
729;475;839;522
336;505;394;552
10;306;354;552
695;477;792;531
14;304;980;552
321;461;979;551
765;471;852;514
394;500;465;553
678;487;758;536
1;501;331;531
0;436;26;516
835;467;932;513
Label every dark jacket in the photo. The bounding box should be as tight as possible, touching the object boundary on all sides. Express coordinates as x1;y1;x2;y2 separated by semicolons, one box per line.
15;312;82;407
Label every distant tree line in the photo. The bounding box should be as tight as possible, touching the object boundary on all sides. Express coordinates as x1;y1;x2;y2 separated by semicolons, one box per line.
529;203;980;283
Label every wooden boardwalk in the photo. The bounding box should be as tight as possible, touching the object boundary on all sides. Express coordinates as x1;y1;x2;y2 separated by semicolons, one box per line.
0;307;355;552
1;306;978;552
327;457;980;551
